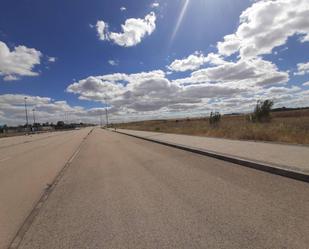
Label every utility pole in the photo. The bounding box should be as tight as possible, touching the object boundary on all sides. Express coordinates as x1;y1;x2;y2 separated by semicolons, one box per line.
24;97;29;128
105;98;109;127
105;108;109;127
100;111;103;128
32;108;36;124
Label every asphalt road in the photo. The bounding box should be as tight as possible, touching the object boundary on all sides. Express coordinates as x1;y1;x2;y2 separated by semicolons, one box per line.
0;128;92;249
12;128;309;249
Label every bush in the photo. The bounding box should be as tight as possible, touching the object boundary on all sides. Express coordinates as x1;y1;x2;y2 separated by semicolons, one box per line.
209;112;221;126
251;100;274;122
0;124;7;133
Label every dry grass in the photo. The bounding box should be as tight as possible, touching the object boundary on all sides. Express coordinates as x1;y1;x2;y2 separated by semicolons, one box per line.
115;109;309;145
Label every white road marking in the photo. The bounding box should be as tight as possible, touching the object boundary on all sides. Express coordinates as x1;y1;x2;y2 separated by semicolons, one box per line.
68;148;81;163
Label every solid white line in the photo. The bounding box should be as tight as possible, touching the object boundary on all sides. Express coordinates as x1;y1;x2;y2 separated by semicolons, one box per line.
68;148;81;163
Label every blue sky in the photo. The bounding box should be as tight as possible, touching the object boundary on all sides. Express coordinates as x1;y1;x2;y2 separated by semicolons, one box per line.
1;0;309;125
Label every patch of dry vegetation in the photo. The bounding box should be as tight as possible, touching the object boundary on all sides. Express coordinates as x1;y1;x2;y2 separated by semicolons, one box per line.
115;109;309;145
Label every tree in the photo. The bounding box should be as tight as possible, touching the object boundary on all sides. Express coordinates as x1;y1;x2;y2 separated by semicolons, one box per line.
0;124;7;133
251;99;274;122
209;112;221;126
57;121;65;127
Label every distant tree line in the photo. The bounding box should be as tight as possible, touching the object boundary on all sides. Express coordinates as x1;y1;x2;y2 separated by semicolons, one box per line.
0;121;95;133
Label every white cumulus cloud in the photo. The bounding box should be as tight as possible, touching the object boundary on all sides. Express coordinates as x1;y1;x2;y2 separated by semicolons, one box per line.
0;40;42;81
168;53;207;72
96;12;156;47
168;52;225;72
303;81;309;86
151;2;160;8
176;57;289;87
67;70;247;114
48;56;57;63
217;0;309;58
295;62;309;75
96;21;109;41
108;60;119;66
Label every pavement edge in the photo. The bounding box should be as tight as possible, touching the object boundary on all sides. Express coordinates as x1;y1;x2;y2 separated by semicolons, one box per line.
114;130;309;183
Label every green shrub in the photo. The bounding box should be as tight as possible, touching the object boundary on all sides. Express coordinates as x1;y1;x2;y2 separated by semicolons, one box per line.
250;100;274;123
209;112;221;126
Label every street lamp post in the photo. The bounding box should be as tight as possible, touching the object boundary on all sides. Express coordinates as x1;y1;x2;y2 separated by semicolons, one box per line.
105;108;109;127
100;111;103;128
104;98;109;127
32;108;36;124
24;97;29;129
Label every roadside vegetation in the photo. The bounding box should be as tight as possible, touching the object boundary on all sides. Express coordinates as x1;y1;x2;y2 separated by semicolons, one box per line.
0;121;95;138
115;101;309;145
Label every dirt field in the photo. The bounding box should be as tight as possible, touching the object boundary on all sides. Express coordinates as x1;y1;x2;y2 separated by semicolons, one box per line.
115;109;309;145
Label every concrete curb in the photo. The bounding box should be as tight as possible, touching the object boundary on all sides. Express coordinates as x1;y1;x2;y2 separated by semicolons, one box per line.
114;130;309;183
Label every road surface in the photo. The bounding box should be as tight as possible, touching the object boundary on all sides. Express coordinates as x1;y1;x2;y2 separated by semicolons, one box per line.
0;128;92;249
8;128;308;249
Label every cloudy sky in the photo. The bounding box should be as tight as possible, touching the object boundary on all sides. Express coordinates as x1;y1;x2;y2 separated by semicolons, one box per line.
1;0;309;125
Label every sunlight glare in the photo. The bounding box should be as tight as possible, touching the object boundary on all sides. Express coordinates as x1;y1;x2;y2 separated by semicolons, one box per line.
170;0;190;44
